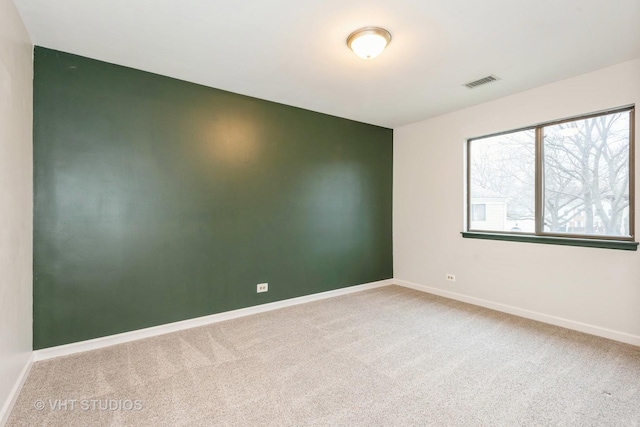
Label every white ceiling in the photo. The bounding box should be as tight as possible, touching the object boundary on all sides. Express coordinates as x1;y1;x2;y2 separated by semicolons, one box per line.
13;0;640;128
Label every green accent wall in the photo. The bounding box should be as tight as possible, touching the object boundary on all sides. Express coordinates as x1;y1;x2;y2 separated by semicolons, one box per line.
33;47;393;349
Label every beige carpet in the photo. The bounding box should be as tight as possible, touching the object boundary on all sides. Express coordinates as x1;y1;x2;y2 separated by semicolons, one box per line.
7;285;640;426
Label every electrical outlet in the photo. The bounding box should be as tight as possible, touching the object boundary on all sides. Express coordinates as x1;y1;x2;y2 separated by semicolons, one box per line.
257;283;268;293
446;274;456;282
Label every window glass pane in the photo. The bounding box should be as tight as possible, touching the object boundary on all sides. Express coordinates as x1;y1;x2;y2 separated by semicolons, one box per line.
469;130;536;232
471;204;486;221
543;112;630;237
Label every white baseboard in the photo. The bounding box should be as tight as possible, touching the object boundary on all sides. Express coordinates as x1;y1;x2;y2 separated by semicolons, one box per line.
395;279;640;347
34;279;394;361
0;353;34;427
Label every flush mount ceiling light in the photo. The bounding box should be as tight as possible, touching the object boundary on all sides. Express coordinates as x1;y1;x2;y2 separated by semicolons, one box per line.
347;27;391;60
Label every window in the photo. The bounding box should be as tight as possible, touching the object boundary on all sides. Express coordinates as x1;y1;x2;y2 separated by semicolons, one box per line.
471;204;486;222
465;107;637;250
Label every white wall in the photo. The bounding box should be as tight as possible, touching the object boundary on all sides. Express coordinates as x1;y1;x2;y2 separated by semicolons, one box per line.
394;59;640;342
0;0;33;422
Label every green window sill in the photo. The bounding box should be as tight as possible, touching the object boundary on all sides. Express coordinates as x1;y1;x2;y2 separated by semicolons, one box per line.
461;232;639;251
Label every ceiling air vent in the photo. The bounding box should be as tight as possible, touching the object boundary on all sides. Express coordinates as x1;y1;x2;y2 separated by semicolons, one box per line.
463;75;501;89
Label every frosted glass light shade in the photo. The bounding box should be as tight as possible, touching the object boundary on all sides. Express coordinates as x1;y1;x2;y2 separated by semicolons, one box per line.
347;27;391;60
